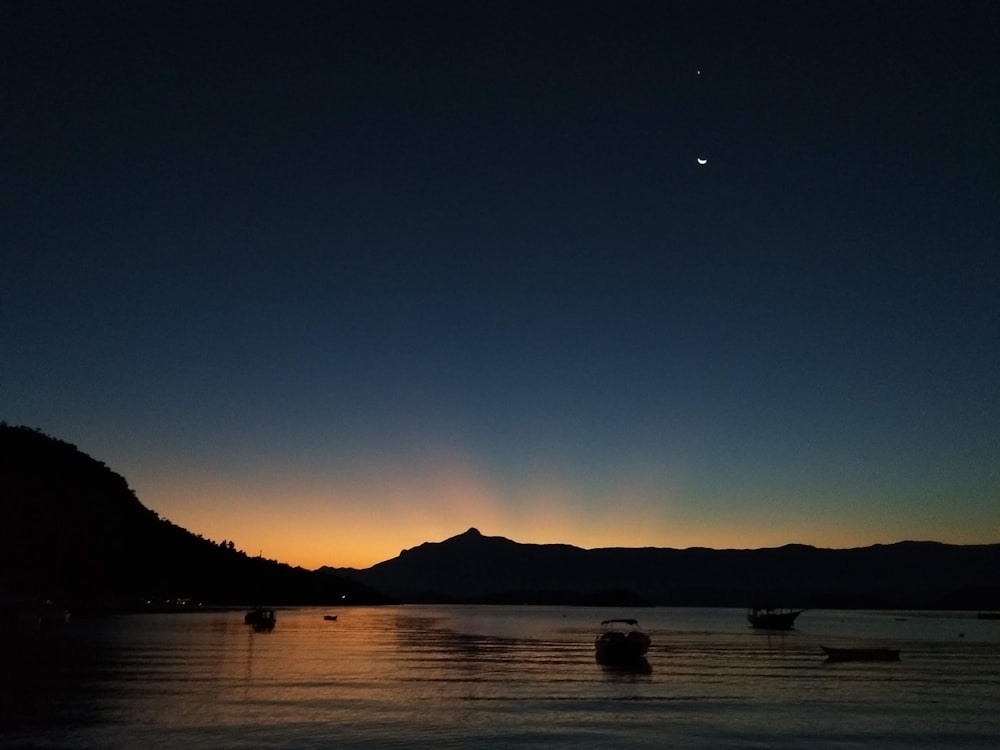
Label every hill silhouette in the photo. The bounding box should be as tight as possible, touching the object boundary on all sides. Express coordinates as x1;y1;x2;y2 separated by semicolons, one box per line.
322;527;1000;609
0;423;388;610
5;423;997;612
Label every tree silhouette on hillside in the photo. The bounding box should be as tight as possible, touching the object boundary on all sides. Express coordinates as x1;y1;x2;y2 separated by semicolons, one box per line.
0;423;390;610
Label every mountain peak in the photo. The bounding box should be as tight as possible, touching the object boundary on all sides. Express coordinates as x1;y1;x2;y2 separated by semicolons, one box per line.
462;527;481;537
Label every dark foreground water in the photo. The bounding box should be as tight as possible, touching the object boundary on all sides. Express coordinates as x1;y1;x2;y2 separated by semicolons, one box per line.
3;605;999;749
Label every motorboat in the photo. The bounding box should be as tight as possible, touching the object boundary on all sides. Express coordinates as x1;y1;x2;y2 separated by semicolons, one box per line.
323;614;338;621
747;607;804;630
245;607;276;630
595;618;650;662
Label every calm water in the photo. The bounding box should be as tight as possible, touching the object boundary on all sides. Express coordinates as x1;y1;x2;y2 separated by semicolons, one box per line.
3;606;999;748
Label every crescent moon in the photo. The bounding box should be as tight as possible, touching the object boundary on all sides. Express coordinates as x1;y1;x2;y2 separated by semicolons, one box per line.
697;158;708;165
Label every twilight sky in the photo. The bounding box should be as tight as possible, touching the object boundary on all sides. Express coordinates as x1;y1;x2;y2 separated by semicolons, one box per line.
3;1;998;569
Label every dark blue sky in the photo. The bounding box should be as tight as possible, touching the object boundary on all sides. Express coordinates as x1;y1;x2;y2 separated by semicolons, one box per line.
3;1;998;566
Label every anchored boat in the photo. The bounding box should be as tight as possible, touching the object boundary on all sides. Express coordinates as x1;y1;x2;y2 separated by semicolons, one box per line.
747;607;805;630
595;618;651;663
245;607;276;630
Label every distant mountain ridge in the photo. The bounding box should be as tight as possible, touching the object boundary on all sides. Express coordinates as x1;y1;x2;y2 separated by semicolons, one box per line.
320;527;1000;609
0;423;388;610
5;423;997;611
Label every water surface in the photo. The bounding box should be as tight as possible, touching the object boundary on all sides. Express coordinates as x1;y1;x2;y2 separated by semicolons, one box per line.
3;606;998;748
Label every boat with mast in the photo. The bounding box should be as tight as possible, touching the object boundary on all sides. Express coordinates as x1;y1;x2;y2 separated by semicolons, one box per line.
747;607;805;630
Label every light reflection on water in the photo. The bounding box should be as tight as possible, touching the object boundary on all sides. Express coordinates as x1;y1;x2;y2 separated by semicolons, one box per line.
2;606;999;748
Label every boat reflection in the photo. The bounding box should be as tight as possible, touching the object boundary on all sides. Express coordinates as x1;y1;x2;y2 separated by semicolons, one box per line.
596;654;652;675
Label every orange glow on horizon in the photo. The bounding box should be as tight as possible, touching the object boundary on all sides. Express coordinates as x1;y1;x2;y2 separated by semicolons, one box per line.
131;459;1000;570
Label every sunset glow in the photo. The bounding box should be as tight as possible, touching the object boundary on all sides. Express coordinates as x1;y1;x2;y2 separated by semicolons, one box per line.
3;2;998;570
131;450;999;570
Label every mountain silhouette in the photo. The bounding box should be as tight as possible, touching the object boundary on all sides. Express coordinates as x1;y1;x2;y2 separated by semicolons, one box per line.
322;527;1000;608
0;423;388;610
5;423;997;612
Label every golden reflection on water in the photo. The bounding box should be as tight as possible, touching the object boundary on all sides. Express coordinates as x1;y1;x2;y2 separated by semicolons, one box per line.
3;606;1000;749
